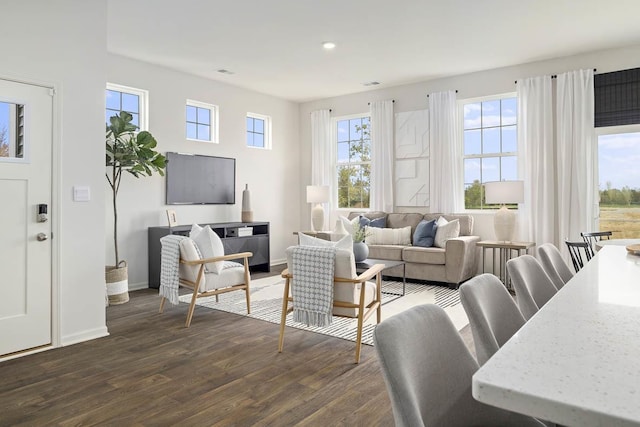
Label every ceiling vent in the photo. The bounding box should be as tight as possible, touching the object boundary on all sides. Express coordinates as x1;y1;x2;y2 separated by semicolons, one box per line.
217;69;235;75
363;81;380;86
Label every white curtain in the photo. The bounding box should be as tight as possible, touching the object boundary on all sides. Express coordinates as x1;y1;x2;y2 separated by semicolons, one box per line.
311;109;331;186
556;69;598;243
310;109;332;221
517;76;556;246
429;90;463;213
370;100;394;212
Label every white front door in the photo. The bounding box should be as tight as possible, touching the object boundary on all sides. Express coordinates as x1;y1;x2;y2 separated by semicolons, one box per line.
0;78;53;356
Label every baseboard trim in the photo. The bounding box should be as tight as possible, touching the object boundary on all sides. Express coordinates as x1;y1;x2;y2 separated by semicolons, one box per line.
129;282;148;291
61;327;109;347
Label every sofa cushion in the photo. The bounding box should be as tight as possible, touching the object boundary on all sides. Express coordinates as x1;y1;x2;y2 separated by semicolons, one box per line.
434;218;460;248
348;211;387;221
385;213;424;239
366;226;412;245
190;224;225;274
358;215;387;228
423;213;474;236
413;219;438;247
339;215;360;236
367;245;404;261
402;246;446;265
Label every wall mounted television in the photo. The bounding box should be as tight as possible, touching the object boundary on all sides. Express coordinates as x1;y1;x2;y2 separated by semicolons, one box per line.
165;152;236;205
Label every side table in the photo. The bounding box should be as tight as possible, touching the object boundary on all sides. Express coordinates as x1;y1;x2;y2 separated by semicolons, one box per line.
476;241;535;291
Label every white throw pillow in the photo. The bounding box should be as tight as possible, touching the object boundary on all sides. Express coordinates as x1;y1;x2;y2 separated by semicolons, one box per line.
366;226;412;245
339;215;360;236
434;219;460;248
190;224;225;274
299;233;353;251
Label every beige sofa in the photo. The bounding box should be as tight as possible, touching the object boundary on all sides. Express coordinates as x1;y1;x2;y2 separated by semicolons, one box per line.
348;212;480;287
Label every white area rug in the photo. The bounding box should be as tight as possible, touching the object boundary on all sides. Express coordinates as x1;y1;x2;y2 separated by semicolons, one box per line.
180;275;469;346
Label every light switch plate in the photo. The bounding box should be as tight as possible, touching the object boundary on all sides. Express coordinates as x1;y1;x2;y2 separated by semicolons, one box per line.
73;186;91;202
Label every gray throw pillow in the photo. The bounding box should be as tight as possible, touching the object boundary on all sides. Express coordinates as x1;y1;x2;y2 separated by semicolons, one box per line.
413;219;438;247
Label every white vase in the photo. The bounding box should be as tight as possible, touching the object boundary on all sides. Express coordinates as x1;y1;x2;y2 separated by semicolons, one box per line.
241;184;253;222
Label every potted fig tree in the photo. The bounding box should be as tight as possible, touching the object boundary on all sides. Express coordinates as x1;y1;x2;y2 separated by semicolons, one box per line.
105;111;166;304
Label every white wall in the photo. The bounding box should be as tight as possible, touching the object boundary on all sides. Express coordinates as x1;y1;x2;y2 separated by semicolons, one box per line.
106;55;301;287
0;1;109;345
299;44;640;248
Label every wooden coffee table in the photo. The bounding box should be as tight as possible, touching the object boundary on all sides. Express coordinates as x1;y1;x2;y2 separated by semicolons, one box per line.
355;258;406;300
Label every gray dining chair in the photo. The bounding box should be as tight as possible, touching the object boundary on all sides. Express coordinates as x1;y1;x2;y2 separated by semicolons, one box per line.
506;255;558;321
460;274;526;366
373;304;545;427
537;243;574;289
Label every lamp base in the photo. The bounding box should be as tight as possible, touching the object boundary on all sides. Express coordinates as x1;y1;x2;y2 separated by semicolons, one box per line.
494;205;516;242
311;204;325;232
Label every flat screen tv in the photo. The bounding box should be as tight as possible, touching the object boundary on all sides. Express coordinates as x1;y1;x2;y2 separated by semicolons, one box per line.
165;152;236;205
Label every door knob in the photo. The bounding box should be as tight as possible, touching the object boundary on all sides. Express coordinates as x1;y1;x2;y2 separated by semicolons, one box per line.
36;233;48;241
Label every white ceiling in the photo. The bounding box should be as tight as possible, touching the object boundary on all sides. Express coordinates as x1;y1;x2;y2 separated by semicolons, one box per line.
107;0;640;103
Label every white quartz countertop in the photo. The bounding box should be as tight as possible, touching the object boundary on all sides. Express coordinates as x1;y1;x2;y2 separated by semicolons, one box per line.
473;246;640;427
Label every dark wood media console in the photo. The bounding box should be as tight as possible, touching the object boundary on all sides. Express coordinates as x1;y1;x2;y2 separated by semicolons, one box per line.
147;221;270;289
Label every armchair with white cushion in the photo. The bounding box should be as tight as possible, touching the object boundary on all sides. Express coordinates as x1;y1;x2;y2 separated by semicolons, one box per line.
159;225;252;327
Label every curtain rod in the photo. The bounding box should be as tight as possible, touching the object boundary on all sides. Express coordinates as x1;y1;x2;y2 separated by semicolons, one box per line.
426;90;458;97
514;68;597;84
367;100;395;105
309;109;332;114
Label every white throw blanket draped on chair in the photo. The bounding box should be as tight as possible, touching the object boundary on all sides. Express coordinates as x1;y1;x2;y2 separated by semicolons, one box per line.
159;234;187;305
291;246;336;327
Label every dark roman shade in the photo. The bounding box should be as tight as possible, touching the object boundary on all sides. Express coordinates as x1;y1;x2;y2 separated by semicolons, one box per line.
594;67;640;127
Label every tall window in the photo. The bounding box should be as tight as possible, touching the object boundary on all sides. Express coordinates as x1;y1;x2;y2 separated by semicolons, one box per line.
105;83;147;130
462;95;517;209
597;128;640;237
336;115;371;209
186;100;217;143
246;112;271;149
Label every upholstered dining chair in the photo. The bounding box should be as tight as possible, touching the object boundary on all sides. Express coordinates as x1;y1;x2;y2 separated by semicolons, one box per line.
565;240;594;273
460;274;526;366
506;255;558;321
158;236;253;327
537;243;574;289
279;246;384;364
373;304;546;427
581;230;613;252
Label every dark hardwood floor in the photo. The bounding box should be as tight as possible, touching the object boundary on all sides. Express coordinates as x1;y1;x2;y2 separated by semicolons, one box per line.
0;266;474;426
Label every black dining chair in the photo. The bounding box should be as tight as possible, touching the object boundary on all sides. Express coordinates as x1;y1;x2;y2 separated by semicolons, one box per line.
565;240;594;273
581;231;613;252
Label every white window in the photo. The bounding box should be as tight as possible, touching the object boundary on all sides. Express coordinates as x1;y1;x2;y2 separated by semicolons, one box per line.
186;99;218;143
246;112;271;149
597;125;640;237
462;94;517;209
335;114;371;209
106;83;148;130
0;100;25;159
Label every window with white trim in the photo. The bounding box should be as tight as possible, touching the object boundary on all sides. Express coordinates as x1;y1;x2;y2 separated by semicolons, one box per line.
246;112;271;149
186;100;218;143
462;95;517;209
335;114;371;209
597;125;640;238
106;83;148;130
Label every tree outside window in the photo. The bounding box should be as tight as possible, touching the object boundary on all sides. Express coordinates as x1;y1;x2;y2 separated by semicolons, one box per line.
337;116;371;208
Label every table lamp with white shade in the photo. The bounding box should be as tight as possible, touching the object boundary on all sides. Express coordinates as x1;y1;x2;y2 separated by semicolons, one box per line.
484;180;524;242
306;185;330;232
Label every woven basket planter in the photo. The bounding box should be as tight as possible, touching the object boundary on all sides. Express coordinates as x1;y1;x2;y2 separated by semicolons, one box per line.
105;261;129;305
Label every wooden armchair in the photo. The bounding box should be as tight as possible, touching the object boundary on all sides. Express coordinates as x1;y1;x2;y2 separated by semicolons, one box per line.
278;247;384;364
159;237;252;327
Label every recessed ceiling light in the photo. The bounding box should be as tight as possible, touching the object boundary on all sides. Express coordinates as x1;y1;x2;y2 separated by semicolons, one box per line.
363;81;380;86
322;41;336;50
217;69;235;75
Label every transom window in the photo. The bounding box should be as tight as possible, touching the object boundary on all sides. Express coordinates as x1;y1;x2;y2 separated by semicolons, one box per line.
105;83;147;130
186;100;217;143
336;115;371;209
462;95;517;209
246;112;271;149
